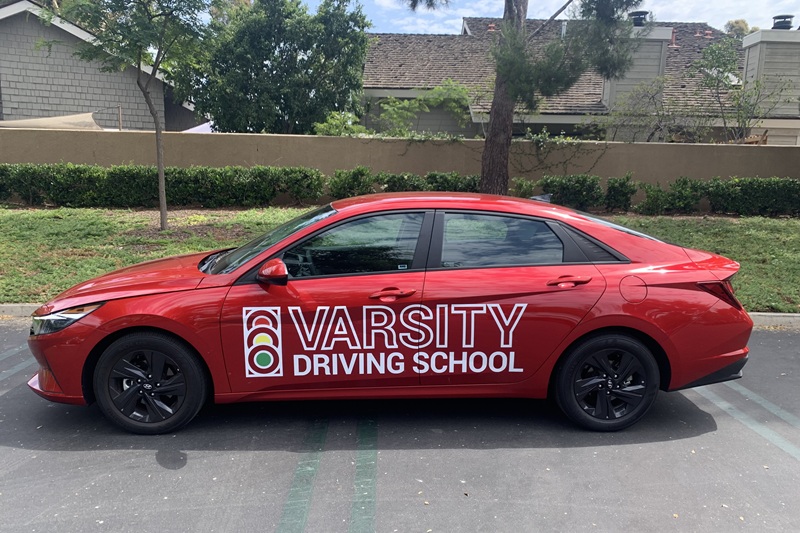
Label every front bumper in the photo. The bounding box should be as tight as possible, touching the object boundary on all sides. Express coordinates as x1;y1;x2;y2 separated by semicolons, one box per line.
28;370;87;405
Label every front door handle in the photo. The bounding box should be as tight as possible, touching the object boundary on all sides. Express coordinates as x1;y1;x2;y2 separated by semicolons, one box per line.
546;276;592;289
369;288;417;302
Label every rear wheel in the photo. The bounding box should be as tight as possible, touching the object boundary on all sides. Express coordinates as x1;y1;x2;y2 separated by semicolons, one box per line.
555;334;659;431
94;332;207;434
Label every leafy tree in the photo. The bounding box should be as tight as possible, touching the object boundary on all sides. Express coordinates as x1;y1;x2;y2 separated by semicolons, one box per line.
368;79;471;137
403;0;643;194
57;0;210;230
597;76;713;142
691;37;788;143
313;111;372;136
724;19;758;39
186;0;370;135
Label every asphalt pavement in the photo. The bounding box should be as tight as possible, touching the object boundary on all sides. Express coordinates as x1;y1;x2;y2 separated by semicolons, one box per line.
1;316;799;532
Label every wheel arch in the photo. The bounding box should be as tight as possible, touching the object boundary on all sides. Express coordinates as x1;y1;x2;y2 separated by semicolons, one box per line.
547;326;672;397
81;326;215;405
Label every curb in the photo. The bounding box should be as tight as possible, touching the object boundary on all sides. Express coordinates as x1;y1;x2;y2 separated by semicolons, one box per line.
0;304;38;317
2;304;799;329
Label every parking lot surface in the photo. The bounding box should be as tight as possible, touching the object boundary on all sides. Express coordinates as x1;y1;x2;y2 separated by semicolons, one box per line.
1;316;798;532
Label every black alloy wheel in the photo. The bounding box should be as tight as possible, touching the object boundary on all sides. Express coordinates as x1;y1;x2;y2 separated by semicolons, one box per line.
555;333;660;431
94;332;207;434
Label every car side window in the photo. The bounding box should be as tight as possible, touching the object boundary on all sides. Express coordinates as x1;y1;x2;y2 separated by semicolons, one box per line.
439;213;563;268
283;212;425;278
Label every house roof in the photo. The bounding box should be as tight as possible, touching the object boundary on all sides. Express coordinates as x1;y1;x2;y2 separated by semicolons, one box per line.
0;0;177;88
364;17;737;117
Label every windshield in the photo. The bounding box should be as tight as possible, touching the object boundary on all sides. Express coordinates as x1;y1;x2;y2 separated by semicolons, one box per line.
209;205;336;274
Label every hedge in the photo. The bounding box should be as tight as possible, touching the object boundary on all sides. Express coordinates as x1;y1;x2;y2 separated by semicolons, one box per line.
0;163;323;207
0;163;798;217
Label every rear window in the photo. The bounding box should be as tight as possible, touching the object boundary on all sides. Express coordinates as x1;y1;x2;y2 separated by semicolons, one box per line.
582;215;663;242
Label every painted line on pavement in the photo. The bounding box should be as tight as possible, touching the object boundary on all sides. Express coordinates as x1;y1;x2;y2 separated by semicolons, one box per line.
694;387;800;462
0;358;36;384
349;418;378;533
724;381;800;430
0;343;28;363
276;419;329;533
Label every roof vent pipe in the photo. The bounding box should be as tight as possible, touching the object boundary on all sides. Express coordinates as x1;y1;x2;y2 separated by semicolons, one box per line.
628;11;648;27
772;14;794;29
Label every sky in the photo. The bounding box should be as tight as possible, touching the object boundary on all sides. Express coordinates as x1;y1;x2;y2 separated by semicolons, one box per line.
303;0;798;34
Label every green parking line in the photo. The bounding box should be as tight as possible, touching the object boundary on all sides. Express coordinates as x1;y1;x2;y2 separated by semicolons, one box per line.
277;419;329;533
349;418;378;533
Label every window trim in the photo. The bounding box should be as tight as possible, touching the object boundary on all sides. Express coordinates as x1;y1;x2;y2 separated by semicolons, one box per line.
236;209;435;284
426;209;626;271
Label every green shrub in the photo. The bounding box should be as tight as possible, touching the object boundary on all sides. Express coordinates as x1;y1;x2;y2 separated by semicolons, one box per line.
43;163;105;207
102;165;158;207
425;171;479;192
634;183;670;215
605;173;638;212
666;177;705;213
537;174;603;210
380;172;428;192
707;176;800;216
328;166;376;199
281;167;325;204
510;177;536;198
0;164;10;202
242;166;283;207
5;163;49;205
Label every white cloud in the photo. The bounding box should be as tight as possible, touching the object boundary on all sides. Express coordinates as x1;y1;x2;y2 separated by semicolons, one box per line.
372;0;405;12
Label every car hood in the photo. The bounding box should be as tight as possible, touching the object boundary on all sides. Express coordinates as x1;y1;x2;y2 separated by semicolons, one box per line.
36;251;214;315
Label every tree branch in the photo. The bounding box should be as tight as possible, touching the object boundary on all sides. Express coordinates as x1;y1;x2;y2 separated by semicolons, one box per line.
529;0;574;40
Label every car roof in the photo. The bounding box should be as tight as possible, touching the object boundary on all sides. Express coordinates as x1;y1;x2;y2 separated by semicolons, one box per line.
330;192;583;220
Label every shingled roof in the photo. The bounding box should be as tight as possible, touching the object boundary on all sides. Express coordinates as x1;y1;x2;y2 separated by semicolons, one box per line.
364;17;738;117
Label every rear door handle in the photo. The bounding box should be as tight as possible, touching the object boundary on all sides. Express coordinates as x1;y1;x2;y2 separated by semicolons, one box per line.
369;288;417;302
546;276;592;288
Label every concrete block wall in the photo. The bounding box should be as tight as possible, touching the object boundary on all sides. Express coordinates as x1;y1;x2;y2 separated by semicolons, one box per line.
0;12;164;130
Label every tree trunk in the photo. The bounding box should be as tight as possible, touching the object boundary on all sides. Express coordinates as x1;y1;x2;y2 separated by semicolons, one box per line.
479;0;529;195
479;76;515;195
138;78;168;231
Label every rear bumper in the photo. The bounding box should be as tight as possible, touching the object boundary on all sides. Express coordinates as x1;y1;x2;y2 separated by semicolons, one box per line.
672;355;748;391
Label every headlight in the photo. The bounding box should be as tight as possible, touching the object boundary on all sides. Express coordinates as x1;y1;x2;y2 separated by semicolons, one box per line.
30;304;103;336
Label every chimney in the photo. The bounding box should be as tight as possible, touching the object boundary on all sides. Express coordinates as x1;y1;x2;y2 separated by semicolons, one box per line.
487;23;496;32
628;11;648;27
668;28;680;48
705;30;713;39
772;14;794;30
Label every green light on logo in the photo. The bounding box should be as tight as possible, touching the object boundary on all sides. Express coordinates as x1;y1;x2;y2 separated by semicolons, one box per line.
255;351;273;368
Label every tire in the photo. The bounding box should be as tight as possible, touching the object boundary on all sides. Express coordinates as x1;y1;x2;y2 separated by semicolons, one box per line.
93;332;207;435
555;334;659;432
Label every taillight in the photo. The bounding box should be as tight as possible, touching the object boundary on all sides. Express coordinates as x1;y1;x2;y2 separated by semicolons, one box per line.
697;278;743;310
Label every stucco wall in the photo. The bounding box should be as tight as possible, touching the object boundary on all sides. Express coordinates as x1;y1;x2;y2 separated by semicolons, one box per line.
1;129;798;184
0;12;165;130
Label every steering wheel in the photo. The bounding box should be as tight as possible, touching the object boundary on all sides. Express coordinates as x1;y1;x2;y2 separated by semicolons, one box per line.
283;250;316;277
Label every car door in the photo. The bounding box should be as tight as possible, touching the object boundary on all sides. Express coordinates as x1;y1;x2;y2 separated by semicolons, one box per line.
418;210;606;386
220;210;433;394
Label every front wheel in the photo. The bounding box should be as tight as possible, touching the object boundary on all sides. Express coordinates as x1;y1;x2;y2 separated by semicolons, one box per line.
94;332;207;434
555;334;660;431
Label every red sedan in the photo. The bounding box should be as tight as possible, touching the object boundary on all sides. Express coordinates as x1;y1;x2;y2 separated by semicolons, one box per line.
27;193;752;434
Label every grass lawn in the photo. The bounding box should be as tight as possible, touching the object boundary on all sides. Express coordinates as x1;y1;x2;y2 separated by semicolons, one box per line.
0;207;798;313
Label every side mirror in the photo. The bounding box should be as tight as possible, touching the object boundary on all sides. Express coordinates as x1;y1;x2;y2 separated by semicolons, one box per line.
256;258;288;286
